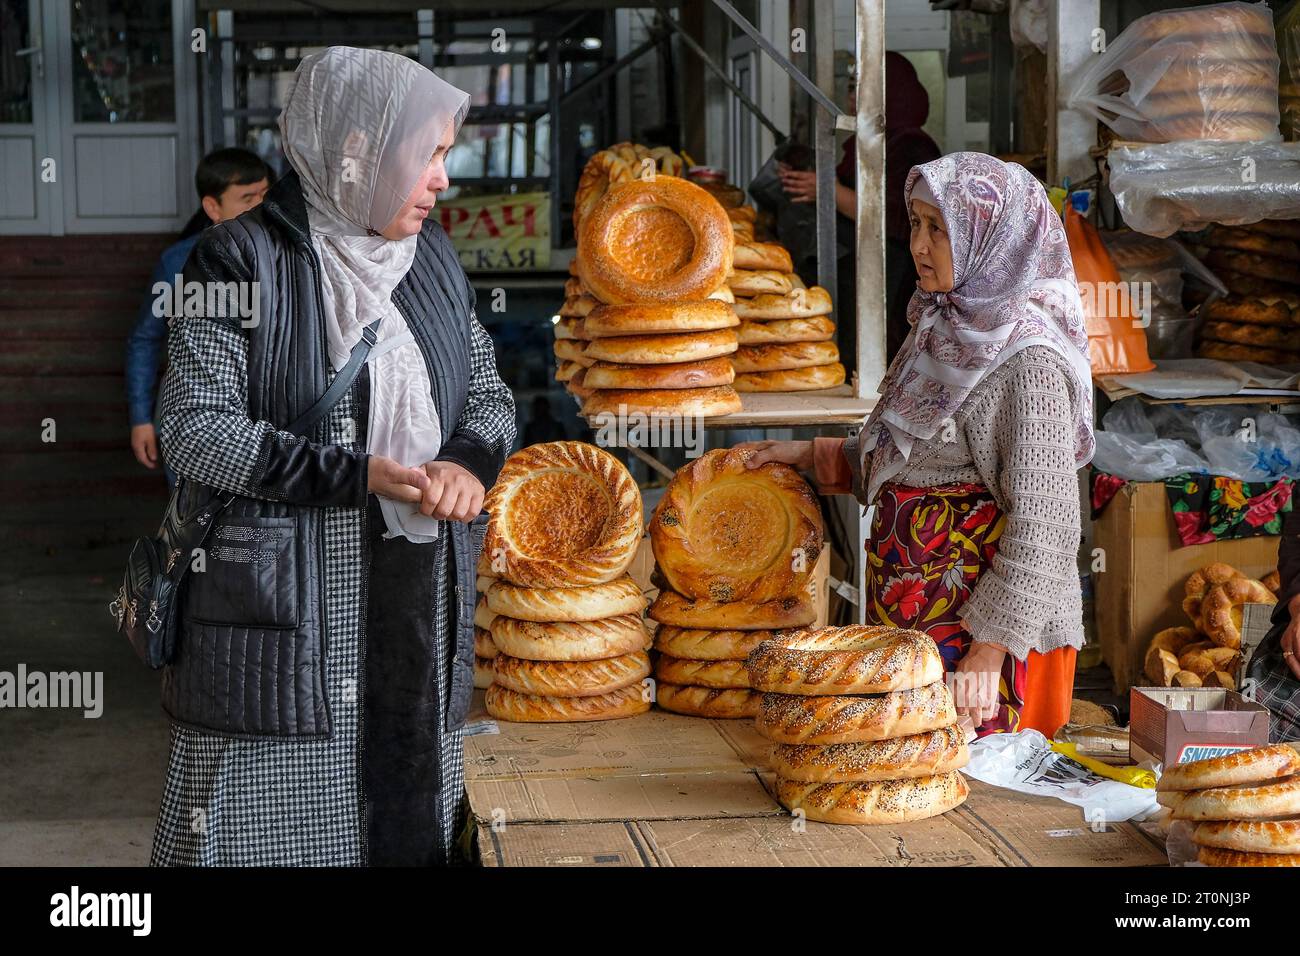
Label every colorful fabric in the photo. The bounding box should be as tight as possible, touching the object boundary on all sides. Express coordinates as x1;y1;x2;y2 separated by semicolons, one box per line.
1089;468;1126;517
1165;474;1293;546
857;152;1095;503
864;482;1076;737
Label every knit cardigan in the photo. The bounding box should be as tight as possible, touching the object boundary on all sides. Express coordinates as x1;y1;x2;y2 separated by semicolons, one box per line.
821;345;1087;661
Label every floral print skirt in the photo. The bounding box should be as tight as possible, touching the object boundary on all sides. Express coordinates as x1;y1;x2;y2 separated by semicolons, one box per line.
864;483;1074;737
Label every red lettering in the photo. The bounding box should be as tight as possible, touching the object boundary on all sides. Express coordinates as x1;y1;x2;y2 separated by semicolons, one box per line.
468;207;501;239
440;206;471;234
501;203;537;237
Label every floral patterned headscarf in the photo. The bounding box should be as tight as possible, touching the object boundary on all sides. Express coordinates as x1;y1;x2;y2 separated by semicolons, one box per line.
859;151;1095;502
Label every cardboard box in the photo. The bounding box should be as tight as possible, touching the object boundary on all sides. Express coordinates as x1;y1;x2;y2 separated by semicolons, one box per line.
1092;481;1279;694
1129;686;1271;766
465;693;1167;867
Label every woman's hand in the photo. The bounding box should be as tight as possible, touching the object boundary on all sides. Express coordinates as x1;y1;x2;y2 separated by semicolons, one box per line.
952;638;1009;728
1282;594;1300;680
420;460;486;523
778;163;817;203
736;439;814;472
368;455;429;504
130;423;160;469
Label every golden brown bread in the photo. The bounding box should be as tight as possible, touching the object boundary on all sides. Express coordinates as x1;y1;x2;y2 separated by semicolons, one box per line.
554;360;581;383
648;588;815;630
650;447;823;604
474;597;496;631
1204;250;1300;287
654;655;751;689
1193;819;1300;855
1171;775;1300;821
737;316;836;345
771;727;970;783
492;650;651;697
1203;295;1298;327
1172;670;1203;687
582;328;738;365
732;363;846;392
775;771;968;825
732;241;794;273
728;270;793;296
581;385;742;419
483;441;643;588
1144;626;1198;684
708;285;735;303
755;682;957;744
474;626;498;659
727;205;757;224
553;338;594;367
732;285;833;319
1200;577;1277;649
572;142;688;229
485;575;646;622
1202;321;1298;351
732;341;840;373
558;294;600;318
582;299;738;338
563;276;588;298
1197;340;1300;365
1183;563;1244;627
489;613;649;662
565;367;594;400
474;656;495;690
578;177;733;305
1197;846;1300;867
746;626;945;695
1158;743;1300;792
582;357;735;390
485;683;651;723
653;625;776;661
553;317;587;340
1263;569;1282;594
654;683;761;719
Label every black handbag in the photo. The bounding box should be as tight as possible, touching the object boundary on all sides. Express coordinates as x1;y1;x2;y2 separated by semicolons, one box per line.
111;318;382;669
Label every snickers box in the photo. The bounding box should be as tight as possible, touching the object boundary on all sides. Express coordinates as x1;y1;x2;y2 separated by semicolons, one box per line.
1129;686;1270;767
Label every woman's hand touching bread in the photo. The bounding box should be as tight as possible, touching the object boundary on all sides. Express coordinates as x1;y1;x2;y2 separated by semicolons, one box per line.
368;455;429;504
421;460;485;523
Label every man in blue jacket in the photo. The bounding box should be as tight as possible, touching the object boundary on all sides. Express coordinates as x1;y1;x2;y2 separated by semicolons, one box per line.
125;148;272;483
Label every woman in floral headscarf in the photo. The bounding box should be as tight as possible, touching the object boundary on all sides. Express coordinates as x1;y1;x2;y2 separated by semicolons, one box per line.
743;152;1094;738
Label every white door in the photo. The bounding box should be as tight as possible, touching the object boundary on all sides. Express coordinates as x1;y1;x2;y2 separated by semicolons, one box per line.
0;0;195;235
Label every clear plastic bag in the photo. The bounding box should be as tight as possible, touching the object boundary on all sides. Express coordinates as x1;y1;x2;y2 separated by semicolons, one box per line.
1066;1;1281;144
1280;0;1300;140
1107;140;1300;236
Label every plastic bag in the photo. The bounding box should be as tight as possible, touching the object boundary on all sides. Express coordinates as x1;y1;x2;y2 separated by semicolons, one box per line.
1065;205;1155;376
1107;140;1300;236
1280;0;1300;140
962;730;1162;823
1066;1;1281;143
1099;230;1190;358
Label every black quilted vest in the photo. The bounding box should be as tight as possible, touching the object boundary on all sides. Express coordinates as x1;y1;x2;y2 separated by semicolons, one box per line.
160;170;482;739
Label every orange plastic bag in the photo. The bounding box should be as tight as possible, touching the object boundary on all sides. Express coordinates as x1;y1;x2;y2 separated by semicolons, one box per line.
1064;204;1155;376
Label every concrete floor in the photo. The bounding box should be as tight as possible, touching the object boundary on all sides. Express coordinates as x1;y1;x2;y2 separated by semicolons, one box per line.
0;534;170;866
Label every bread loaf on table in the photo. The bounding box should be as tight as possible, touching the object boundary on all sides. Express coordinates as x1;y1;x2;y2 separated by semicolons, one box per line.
1193;819;1300;855
483;440;643;589
755;682;957;744
775;771;968;825
1199;578;1277;649
732;363;846;392
732;241;794;273
492;650;651;697
490;613;650;662
732;341;840;373
1170;775;1300;821
553;317;587;340
649;587;816;630
1197;846;1300;867
553;338;594;367
653;625;776;661
737;316;835;345
1158;743;1300;792
728;270;793;296
486;575;646;622
1201;321;1299;351
654;654;751;689
582;357;735;390
485;682;650;722
654;683;762;719
559;294;600;318
745;625;945;694
581;386;742;419
771;726;970;783
582;328;739;365
582;299;738;338
733;285;833;319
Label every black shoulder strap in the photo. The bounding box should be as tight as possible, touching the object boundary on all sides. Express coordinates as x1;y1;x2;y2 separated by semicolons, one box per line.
286;317;382;436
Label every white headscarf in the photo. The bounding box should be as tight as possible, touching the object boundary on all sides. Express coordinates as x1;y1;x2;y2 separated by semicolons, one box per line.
278;46;470;542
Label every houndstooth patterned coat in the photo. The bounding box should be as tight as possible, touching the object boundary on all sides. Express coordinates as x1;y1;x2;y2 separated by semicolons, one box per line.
150;173;515;866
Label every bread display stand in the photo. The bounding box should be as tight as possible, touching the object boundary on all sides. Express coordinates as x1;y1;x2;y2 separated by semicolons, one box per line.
460;690;1167;867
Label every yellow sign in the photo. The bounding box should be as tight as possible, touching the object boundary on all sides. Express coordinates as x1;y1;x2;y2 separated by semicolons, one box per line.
435;191;551;271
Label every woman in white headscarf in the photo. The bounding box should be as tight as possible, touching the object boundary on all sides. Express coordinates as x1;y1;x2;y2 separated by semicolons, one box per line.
151;47;515;866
